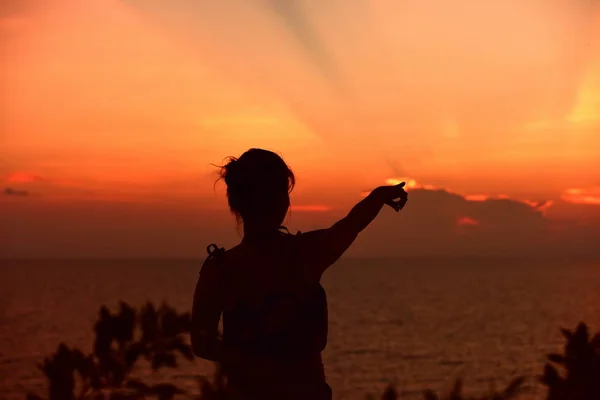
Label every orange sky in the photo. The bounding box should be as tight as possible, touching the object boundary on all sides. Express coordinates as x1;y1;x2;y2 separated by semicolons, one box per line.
1;0;599;258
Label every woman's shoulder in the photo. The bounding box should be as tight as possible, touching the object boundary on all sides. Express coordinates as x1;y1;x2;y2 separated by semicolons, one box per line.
202;228;303;269
202;242;250;271
200;243;230;274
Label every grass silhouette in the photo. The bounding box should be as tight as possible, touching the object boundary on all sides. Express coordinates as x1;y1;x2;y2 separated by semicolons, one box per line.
26;302;599;400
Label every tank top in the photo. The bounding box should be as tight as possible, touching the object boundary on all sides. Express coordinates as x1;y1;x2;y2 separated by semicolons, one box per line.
206;227;328;359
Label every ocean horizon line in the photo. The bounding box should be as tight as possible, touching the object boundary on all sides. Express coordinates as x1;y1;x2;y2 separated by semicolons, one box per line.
2;255;599;262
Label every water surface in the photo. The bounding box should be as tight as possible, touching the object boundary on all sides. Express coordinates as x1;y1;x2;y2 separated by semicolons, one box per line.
1;258;599;399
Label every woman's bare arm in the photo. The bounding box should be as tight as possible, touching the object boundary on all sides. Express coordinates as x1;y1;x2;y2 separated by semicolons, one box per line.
296;183;408;278
190;258;224;362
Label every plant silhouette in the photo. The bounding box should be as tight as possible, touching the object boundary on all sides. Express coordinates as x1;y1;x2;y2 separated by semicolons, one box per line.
27;303;599;400
540;322;600;400
27;301;193;400
364;376;524;400
420;376;525;400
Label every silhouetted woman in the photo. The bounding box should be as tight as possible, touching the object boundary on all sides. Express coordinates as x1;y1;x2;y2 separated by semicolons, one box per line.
191;148;408;400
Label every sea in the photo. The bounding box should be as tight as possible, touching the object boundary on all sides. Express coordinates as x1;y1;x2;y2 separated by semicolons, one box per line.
1;258;599;400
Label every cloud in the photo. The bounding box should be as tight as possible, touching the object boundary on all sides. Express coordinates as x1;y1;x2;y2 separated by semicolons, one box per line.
291;204;331;212
5;172;45;183
457;216;479;227
3;187;30;196
1;184;598;258
0;0;38;17
464;194;489;202
349;177;600;258
351;187;599;258
378;176;554;214
561;187;600;205
0;0;52;31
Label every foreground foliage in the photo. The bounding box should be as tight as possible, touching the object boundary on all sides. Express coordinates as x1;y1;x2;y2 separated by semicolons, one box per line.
540;322;600;400
27;302;192;400
26;302;598;400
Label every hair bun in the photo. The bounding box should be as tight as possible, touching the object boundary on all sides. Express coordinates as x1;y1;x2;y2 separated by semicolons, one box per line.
223;157;240;187
215;149;295;226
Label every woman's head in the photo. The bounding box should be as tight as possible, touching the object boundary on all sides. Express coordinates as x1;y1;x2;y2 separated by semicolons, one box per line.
218;149;295;230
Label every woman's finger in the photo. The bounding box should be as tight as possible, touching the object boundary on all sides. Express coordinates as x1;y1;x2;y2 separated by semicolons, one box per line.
392;192;407;201
398;196;408;209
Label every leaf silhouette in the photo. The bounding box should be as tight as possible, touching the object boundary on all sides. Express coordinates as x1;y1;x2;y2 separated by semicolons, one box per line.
560;328;573;341
151;352;177;370
113;302;136;345
448;377;463;400
591;333;600;348
422;389;439;400
541;364;561;386
124;343;143;368
547;353;567;365
125;378;149;391
174;337;195;362
107;393;136;400
500;376;525;398
94;307;115;358
140;302;159;342
574;323;589;343
381;386;397;400
159;303;180;337
150;383;186;400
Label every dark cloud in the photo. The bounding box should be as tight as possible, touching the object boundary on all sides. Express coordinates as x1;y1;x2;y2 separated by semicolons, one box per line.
0;200;237;258
349;188;600;258
0;0;48;30
3;187;30;196
1;187;598;259
0;0;37;17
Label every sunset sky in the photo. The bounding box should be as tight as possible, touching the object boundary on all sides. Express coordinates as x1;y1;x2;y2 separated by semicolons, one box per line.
2;0;599;258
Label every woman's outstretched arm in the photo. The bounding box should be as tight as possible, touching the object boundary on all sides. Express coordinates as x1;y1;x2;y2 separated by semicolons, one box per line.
333;183;408;234
296;183;408;278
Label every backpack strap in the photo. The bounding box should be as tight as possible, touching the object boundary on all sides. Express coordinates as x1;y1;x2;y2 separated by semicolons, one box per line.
202;244;226;283
206;243;225;258
279;225;302;236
